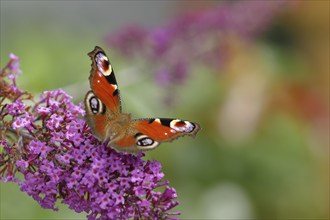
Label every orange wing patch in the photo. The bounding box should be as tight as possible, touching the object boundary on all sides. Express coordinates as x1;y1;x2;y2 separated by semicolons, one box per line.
88;46;121;113
91;73;119;112
115;136;136;147
94;114;107;138
135;119;173;141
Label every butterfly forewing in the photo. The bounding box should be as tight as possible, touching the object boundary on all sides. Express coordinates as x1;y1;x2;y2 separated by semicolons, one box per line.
88;46;121;113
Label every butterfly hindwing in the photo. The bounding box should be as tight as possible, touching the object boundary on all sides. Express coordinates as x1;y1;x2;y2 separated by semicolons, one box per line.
84;91;108;140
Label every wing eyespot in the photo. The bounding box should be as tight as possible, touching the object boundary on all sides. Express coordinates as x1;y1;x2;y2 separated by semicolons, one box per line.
135;134;159;150
85;91;105;115
96;53;112;77
170;119;196;133
137;137;154;146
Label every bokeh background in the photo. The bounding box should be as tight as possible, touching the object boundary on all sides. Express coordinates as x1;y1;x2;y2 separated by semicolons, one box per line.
0;1;329;219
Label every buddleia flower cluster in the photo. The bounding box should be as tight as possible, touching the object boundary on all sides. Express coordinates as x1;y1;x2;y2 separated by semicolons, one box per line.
0;54;179;220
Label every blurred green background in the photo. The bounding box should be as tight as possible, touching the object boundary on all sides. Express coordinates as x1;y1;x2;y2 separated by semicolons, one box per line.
0;1;329;219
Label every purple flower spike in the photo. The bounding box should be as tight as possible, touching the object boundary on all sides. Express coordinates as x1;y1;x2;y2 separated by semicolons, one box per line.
0;54;180;219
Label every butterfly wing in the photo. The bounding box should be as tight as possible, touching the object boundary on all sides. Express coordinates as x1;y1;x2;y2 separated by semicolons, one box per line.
85;46;121;140
84;91;108;139
87;46;121;113
110;118;200;152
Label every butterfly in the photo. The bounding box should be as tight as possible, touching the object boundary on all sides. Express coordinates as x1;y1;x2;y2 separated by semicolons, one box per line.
84;46;200;152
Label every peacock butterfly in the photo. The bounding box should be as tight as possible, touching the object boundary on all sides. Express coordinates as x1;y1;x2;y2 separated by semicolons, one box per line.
84;46;200;152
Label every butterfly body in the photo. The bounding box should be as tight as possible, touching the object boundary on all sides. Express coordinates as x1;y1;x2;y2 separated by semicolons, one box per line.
85;46;200;153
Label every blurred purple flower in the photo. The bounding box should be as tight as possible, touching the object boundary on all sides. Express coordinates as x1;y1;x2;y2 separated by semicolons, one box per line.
155;59;188;87
105;1;290;103
105;23;147;57
149;28;173;57
155;67;172;87
0;54;180;219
